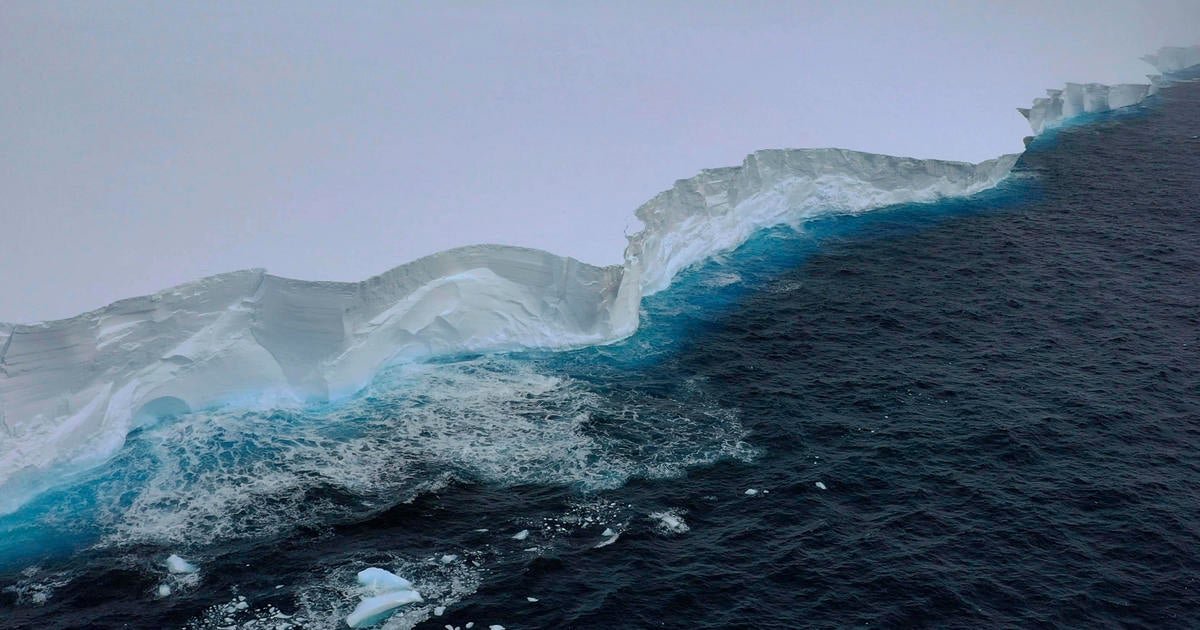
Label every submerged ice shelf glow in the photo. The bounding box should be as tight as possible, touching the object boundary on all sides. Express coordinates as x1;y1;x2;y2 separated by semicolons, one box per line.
0;46;1196;517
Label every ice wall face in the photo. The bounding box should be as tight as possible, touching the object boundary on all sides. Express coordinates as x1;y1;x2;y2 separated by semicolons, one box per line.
4;45;1197;516
0;150;1016;514
622;148;1019;296
1019;45;1200;136
0;246;626;514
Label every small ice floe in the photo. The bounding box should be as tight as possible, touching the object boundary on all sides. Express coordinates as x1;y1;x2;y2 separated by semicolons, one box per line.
594;528;620;549
744;488;759;496
156;584;171;598
649;510;690;535
526;596;539;602
489;625;506;630
815;481;827;490
440;554;459;564
511;529;529;541
165;554;198;575
346;590;424;628
434;606;446;616
357;567;413;594
466;623;474;629
345;567;422;628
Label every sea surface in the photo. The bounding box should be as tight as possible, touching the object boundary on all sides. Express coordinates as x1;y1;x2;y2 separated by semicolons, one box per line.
2;80;1198;629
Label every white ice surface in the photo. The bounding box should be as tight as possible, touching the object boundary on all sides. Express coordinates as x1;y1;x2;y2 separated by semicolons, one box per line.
345;590;423;628
356;568;413;595
165;554;198;574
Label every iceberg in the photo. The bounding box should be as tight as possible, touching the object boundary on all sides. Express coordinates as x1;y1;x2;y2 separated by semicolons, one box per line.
1142;45;1200;75
2;46;1198;516
1018;45;1200;136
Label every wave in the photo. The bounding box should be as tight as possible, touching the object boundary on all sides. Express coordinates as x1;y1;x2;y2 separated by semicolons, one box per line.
1;46;1196;516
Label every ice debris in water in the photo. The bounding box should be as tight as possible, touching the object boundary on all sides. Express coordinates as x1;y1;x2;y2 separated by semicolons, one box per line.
744;488;759;496
156;584;171;598
434;606;446;616
346;590;424;628
594;527;621;548
526;596;539;602
440;554;458;564
815;481;827;490
511;529;530;541
490;626;506;630
649;509;690;535
344;567;422;628
166;554;198;574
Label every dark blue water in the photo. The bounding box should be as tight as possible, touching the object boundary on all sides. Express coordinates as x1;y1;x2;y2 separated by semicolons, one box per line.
2;81;1198;629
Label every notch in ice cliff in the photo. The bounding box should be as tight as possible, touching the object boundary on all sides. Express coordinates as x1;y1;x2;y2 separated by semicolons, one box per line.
1;46;1197;515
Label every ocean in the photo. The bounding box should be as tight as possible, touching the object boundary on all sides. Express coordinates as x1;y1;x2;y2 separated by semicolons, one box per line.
2;80;1197;629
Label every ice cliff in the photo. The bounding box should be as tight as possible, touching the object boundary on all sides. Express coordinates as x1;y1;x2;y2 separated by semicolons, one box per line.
1;46;1197;514
1018;45;1200;135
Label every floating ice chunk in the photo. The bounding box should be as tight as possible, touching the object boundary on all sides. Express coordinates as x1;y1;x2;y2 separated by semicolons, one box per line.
356;567;413;594
466;623;474;629
434;606;446;616
440;554;458;564
165;554;198;574
744;488;759;496
511;529;529;541
345;590;423;628
815;481;827;490
490;626;506;630
649;510;690;535
526;597;539;602
594;528;621;548
156;584;171;598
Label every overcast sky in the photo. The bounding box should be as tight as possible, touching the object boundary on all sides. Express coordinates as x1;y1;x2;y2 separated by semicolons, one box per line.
2;1;1198;322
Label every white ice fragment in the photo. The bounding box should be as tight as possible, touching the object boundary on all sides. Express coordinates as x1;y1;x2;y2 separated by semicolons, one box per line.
356;567;413;594
511;529;529;541
490;626;506;630
526;597;539;602
466;624;474;629
440;554;458;564
649;510;689;535
434;606;446;616
594;528;620;548
165;554;198;574
156;584;171;598
345;590;423;628
815;481;827;490
744;488;759;496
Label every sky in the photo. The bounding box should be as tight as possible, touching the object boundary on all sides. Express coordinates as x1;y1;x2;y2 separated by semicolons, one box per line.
2;1;1198;323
